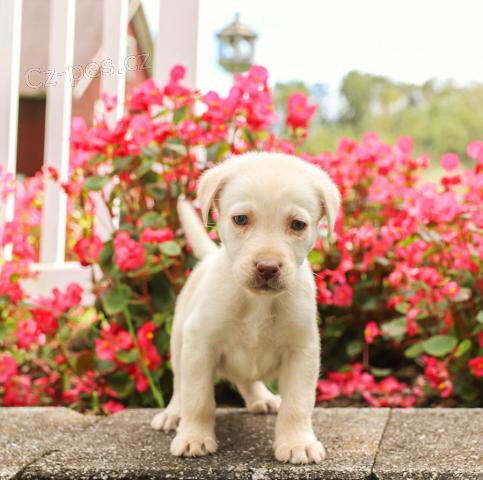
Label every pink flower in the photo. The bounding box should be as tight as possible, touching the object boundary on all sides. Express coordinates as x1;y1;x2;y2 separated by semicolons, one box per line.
38;283;83;314
3;375;39;406
101;92;117;112
422;356;453;398
316;380;341;401
248;65;269;86
16;318;44;350
74;235;104;266
406;308;419;336
468;357;483;378
137;322;161;371
128;78;163;111
442;281;460;300
32;308;58;335
170;65;186;82
113;231;146;272
466;140;483;160
95;323;133;362
102;400;125;414
0;354;17;384
140;227;175;244
178;120;202;144
440;152;460;170
286;92;317;129
332;284;353;307
130;114;154;147
364;322;380;344
133;367;149;392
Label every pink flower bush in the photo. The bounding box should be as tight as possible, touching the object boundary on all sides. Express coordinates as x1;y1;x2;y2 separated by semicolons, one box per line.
113;231;146;272
286;92;317;130
469;357;483;378
1;65;482;410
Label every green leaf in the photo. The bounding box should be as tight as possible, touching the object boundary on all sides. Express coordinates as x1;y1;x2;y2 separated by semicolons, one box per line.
99;242;112;263
374;256;390;267
476;310;483;324
361;297;380;312
207;142;230;163
381;317;407;339
422;335;458;357
452;287;472;302
102;285;132;315
153;313;165;327
135;160;154;178
395;302;410;314
370;367;392;377
87;153;105;166
107;371;135;398
346;339;362;357
116;350;138;364
112;156;134;171
399;235;417;248
324;320;350;338
454;339;471;358
149;272;174;313
160;241;181;257
163;143;187;157
140;171;160;185
404;342;424;358
147;185;167;200
173;105;189;123
308;250;322;265
140;212;164;228
141;144;161;157
84;175;108;191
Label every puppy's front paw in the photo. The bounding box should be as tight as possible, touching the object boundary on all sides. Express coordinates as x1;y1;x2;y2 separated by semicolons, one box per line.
247;393;281;414
274;440;326;464
170;433;217;457
151;409;180;432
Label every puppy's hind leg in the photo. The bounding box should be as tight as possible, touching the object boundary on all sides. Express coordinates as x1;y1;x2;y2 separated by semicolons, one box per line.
151;316;182;432
237;381;282;414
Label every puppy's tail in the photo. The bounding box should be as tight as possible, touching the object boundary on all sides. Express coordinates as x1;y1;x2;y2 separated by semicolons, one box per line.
177;196;217;260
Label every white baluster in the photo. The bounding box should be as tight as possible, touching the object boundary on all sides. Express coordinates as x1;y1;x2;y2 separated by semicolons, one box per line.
154;0;199;88
40;0;76;264
0;0;22;259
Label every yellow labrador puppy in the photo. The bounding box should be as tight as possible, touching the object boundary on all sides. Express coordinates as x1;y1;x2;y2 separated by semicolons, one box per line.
151;152;340;464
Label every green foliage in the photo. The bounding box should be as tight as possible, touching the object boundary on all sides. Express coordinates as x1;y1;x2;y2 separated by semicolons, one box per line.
274;72;483;165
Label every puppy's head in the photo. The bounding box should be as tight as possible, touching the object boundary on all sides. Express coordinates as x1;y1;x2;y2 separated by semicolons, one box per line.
198;152;340;295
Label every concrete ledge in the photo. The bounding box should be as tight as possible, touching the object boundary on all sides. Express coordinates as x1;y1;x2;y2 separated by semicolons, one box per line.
0;407;98;480
373;409;483;480
0;407;481;480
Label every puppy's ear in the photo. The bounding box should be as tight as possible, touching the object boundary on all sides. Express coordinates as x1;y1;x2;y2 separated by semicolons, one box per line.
197;163;229;225
313;169;341;238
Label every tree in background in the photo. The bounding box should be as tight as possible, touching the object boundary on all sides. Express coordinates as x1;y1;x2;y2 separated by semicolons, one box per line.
274;71;483;167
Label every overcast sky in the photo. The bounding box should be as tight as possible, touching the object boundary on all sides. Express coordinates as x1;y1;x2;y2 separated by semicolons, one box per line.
142;0;483;96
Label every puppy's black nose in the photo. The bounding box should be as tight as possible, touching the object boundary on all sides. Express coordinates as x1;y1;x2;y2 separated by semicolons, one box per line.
256;260;280;281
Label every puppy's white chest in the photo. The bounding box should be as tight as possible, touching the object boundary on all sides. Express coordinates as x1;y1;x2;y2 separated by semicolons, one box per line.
218;310;283;383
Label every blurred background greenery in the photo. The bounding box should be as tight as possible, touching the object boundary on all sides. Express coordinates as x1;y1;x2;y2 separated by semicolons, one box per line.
274;72;483;172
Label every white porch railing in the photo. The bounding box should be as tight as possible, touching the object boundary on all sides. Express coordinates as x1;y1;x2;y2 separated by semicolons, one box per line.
0;0;199;300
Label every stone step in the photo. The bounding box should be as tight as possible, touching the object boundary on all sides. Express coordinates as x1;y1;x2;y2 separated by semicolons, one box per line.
0;407;481;479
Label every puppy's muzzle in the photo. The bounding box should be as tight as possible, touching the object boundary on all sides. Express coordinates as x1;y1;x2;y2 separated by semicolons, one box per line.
256;260;280;282
250;259;283;292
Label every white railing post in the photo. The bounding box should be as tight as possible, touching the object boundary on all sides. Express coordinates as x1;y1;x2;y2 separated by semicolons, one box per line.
40;0;76;264
101;0;129;125
0;0;22;252
93;0;129;242
154;0;199;88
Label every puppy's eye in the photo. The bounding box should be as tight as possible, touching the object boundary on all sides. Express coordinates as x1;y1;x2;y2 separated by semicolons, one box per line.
233;215;249;226
290;219;307;231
